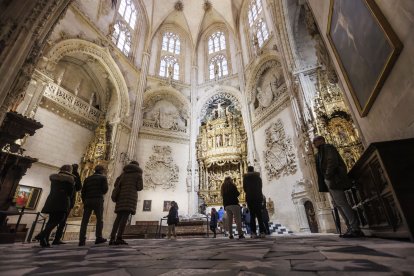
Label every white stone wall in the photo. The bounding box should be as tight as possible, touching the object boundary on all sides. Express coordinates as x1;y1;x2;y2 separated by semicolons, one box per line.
133;138;190;223
253;107;304;232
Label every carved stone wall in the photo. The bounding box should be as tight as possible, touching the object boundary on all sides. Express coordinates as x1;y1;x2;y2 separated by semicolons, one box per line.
144;145;179;190
263;119;297;180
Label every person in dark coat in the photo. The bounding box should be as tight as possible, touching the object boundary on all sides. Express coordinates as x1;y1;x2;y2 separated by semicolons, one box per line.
313;136;362;238
35;165;74;247
210;208;218;238
110;161;143;245
261;195;270;235
79;165;108;246
243;166;266;238
52;163;82;245
165;201;179;239
221;176;244;239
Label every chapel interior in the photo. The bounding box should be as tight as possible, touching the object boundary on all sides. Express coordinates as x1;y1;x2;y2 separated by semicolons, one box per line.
0;0;414;273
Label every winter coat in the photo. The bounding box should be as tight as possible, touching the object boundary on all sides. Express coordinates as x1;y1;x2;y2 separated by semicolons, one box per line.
42;172;75;214
243;172;263;202
113;163;143;214
81;173;108;201
167;206;179;225
315;143;351;192
217;208;224;221
70;171;82;209
210;212;218;228
221;182;240;207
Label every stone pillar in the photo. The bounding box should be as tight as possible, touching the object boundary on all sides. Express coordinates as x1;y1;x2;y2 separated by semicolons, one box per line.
189;65;198;215
127;52;150;161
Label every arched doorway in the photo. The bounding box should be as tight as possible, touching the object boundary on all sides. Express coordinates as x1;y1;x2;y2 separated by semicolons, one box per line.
304;200;318;233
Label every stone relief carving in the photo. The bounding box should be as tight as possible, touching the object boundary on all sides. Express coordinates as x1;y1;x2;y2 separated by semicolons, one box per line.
263;119;297;180
142;92;189;133
144;145;179;190
253;60;287;113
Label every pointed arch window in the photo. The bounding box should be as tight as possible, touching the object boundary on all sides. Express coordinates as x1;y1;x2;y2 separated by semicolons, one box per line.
248;0;263;27
112;21;132;55
159;55;179;80
208;31;226;54
111;0;138;56
209;54;228;80
162;32;181;54
247;0;269;49
118;0;137;29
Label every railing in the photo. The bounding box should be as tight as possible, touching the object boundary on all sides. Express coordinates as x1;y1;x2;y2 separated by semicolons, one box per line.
42;82;101;123
156;215;210;239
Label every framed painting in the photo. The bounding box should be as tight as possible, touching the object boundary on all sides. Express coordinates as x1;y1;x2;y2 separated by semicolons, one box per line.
143;200;152;212
327;0;402;116
14;185;42;210
163;201;171;212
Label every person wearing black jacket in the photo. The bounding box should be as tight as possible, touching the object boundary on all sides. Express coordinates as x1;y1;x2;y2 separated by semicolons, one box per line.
221;176;244;239
79;165;108;246
35;165;74;247
243;166;266;238
52;163;82;245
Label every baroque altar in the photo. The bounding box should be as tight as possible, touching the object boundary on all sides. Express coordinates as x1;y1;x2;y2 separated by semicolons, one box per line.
196;99;248;206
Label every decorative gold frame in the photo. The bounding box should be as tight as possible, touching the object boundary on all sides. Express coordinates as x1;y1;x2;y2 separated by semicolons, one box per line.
327;0;402;116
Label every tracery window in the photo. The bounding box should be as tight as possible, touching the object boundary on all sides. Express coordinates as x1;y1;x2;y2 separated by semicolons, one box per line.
247;0;269;48
206;29;229;80
208;31;226;54
209;54;228;80
162;32;181;54
159;31;182;81
112;22;132;55
159;55;179;80
111;0;138;56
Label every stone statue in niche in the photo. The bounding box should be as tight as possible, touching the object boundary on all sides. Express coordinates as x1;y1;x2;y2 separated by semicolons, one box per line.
263;119;297;180
144;145;179;190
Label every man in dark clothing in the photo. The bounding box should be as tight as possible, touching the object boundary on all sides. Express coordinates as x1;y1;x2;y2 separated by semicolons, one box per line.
313;136;363;238
79;165;108;246
52;163;82;245
243;166;266;238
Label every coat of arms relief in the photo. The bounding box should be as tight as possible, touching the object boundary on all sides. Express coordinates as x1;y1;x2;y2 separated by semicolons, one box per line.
263;120;297;180
144;145;179;190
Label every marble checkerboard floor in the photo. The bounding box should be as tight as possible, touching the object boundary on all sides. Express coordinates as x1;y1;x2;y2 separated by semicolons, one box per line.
1;234;414;275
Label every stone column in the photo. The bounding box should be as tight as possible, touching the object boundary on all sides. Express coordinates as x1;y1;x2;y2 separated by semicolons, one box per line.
189;65;198;215
127;51;150;161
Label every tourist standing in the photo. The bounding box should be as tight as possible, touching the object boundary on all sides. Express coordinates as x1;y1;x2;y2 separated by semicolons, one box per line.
110;161;143;245
243;166;266;238
221;176;244;239
217;206;224;233
79;165;108;246
36;165;74;247
210;208;218;238
312;136;363;238
261;195;270;235
165;201;179;239
52;163;82;245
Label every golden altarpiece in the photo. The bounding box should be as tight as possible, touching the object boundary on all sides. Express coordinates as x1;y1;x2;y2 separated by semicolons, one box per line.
69;117;111;220
314;70;364;169
196;99;248;206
